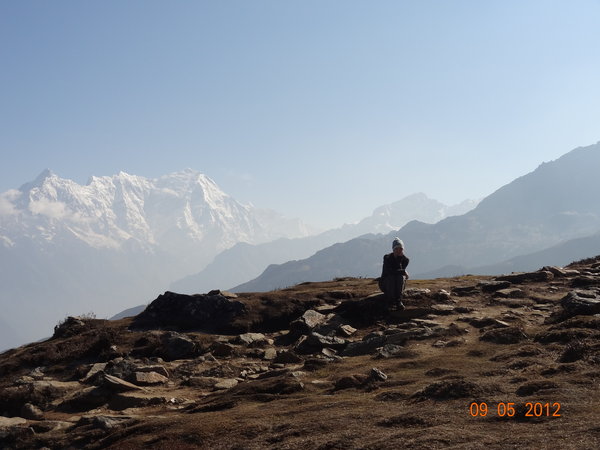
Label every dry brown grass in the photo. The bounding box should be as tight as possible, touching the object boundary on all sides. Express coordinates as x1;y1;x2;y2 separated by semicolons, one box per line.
1;269;600;449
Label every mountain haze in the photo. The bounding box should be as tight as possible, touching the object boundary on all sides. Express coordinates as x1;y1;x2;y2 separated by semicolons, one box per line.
0;169;314;350
233;143;600;292
170;194;478;294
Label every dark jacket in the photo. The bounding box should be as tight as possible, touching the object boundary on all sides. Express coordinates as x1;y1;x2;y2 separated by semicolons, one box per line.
381;253;409;279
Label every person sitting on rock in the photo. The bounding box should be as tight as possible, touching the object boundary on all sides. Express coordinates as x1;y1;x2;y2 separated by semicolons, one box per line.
379;237;410;310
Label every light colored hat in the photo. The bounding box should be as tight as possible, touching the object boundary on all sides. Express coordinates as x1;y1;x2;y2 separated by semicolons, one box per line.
392;237;404;250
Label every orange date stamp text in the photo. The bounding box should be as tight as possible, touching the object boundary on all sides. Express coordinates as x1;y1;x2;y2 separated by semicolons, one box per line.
469;402;562;418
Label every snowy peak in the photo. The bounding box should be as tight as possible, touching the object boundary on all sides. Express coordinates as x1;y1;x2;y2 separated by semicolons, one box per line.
18;168;56;192
1;169;314;253
354;193;479;234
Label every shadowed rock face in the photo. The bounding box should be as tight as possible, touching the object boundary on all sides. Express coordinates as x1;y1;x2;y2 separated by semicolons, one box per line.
129;291;247;334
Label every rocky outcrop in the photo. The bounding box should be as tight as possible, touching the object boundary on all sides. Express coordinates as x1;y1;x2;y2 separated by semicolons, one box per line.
495;270;554;284
559;289;600;318
130;291;247;333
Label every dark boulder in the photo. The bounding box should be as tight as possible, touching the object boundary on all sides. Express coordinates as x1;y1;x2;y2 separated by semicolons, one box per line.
570;276;600;288
478;281;512;292
560;290;600;317
162;332;197;361
130;291;246;333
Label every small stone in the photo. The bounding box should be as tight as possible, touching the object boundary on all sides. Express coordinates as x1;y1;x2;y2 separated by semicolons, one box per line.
82;363;108;383
211;342;236;358
494;288;525;298
133;371;169;386
214;379;239;390
338;324;357;337
369;367;388;382
273;350;303;364
0;416;27;426
103;374;146;391
135;365;170;379
435;289;452;301
20;403;44;420
236;333;267;346
262;348;277;361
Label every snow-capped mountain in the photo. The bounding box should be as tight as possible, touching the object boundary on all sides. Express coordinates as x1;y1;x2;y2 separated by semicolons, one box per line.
3;168;312;253
341;193;479;235
0;169;314;351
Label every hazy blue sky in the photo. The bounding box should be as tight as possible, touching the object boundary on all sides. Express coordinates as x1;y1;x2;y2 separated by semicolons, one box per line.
1;1;599;228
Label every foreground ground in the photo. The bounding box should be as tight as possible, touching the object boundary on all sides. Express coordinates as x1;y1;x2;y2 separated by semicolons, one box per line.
1;257;600;449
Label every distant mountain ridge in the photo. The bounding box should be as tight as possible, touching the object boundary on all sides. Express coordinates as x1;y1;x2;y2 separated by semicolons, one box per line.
170;193;478;294
0;169;314;350
233;142;600;292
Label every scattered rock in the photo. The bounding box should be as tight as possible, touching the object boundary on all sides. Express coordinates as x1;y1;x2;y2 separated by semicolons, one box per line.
289;310;327;337
496;271;554;284
571;276;600;288
432;339;464;348
162;332;197;361
337;324;357;337
295;333;346;354
20;403;43;421
273;350;303;364
52;316;89;338
0;416;27;426
135;364;170;379
451;286;479;297
374;344;416;359
235;333;267;346
82;363;108;383
494;288;526;298
130;291;246;334
262;348;278;361
429;305;456;315
461;317;511;329
341;335;387;357
560;290;600;317
494;298;535;308
56;386;111;412
210;342;237;358
207;289;238;298
78;415;137;432
386;327;437;345
214;379;239;390
478;281;512;292
369;367;388;382
404;288;432;298
541;266;569;277
132;371;169;386
103;374;146;392
480;326;529;344
109;392;167;410
434;289;452;302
